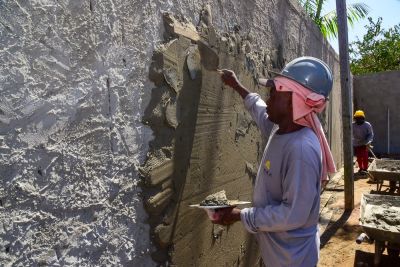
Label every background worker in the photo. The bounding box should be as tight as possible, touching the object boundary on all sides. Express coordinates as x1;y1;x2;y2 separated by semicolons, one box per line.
214;57;336;267
352;110;374;175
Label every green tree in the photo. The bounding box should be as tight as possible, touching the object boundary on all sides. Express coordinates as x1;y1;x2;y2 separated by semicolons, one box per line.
299;0;369;38
350;17;400;75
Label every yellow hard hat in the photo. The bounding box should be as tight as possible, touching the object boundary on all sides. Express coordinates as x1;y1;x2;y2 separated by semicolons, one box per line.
354;110;365;118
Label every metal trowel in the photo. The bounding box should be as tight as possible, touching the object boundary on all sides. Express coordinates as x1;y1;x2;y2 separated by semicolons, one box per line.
197;39;219;71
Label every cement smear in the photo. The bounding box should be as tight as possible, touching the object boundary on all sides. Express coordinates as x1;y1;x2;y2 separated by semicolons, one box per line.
141;9;273;266
141;3;344;260
140;13;204;262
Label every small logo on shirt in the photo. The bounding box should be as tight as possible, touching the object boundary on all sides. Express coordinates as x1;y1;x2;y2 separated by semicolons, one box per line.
265;160;271;170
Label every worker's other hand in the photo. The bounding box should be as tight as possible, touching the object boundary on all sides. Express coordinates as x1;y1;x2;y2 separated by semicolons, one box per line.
218;69;241;89
367;143;373;149
211;207;241;226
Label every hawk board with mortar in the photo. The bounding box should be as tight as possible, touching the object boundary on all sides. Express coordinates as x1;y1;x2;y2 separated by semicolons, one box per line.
189;190;250;220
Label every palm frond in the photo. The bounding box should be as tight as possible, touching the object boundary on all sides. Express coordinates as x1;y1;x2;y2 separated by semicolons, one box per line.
299;0;370;39
321;15;339;39
319;2;369;39
346;3;370;27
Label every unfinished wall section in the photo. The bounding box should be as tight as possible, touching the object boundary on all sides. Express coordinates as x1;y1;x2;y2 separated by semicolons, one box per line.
0;0;343;266
353;70;400;155
140;12;265;265
141;1;343;266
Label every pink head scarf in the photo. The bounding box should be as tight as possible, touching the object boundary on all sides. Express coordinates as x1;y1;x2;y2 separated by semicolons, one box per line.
273;76;337;182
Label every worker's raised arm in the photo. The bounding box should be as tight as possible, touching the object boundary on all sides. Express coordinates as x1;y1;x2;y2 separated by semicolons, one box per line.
219;69;250;99
219;69;273;137
244;93;275;138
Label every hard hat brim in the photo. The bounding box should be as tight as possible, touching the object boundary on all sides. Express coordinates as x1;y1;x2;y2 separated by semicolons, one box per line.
258;70;308;89
268;70;317;92
259;70;330;100
260;70;329;98
258;70;303;86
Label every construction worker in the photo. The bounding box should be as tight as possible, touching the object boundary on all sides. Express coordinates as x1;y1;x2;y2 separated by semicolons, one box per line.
214;57;336;267
352;110;374;175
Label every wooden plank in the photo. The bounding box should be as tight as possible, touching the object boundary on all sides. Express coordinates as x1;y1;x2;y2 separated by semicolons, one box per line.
320;193;333;213
319;210;334;235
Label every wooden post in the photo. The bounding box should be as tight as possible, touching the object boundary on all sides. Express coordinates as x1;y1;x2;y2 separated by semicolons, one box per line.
336;0;354;210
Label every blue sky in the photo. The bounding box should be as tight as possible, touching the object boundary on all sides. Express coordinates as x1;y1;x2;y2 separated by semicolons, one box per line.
324;0;400;53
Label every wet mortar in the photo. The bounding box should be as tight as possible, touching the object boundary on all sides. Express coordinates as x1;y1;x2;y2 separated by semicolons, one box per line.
200;190;229;206
362;204;400;232
376;159;400;172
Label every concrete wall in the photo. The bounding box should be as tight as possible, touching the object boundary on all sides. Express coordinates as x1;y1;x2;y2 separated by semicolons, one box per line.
0;0;343;266
353;70;400;155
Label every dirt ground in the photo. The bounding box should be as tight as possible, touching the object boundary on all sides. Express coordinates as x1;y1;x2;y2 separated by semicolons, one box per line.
318;167;400;267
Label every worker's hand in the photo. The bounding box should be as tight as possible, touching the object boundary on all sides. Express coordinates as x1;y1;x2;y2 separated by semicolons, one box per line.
367;143;373;149
321;180;329;189
211;207;241;226
218;69;241;89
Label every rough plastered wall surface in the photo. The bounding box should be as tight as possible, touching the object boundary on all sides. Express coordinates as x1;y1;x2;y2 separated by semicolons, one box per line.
0;0;204;266
0;0;342;266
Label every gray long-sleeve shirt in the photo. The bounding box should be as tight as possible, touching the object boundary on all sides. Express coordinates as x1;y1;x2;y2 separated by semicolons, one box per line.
352;121;373;147
240;93;322;267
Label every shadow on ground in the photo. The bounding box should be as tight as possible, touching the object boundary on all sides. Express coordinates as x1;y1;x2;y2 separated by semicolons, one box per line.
353;249;400;267
320;210;352;248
